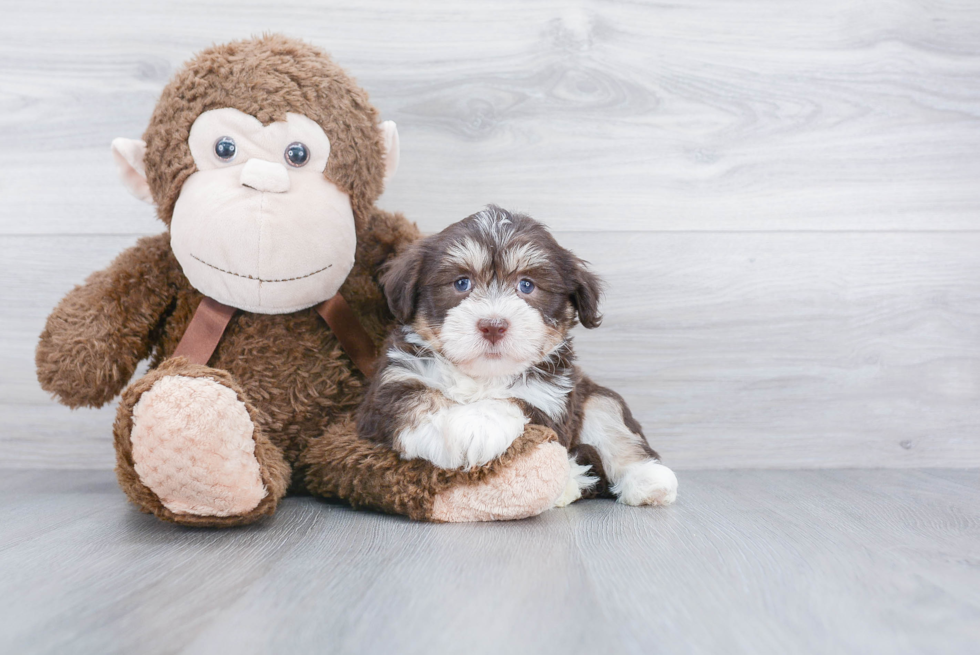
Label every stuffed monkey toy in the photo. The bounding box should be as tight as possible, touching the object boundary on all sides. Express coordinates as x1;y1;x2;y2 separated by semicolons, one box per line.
35;35;572;526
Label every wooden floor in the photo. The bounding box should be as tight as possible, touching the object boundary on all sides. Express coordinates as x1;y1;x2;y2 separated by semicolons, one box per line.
1;468;977;655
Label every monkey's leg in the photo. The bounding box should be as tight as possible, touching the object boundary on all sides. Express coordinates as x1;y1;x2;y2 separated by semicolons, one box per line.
113;358;291;527
300;419;571;522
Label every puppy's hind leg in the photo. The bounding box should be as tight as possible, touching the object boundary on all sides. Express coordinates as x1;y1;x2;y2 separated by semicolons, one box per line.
552;454;599;508
578;390;677;506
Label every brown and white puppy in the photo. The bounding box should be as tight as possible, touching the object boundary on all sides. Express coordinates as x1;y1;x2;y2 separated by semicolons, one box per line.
358;206;677;507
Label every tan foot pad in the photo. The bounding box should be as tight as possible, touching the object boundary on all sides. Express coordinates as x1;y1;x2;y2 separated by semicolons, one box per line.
430;441;570;522
130;375;267;517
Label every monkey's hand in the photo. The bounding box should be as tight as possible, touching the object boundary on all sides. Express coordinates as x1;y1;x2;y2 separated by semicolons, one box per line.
36;233;178;408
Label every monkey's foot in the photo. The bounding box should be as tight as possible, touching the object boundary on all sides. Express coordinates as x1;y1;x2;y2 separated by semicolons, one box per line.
430;440;570;522
129;374;267;517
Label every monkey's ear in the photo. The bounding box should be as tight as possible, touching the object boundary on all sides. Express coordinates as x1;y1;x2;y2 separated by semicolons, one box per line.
381;242;424;323
110;138;153;204
571;259;604;329
380;121;400;182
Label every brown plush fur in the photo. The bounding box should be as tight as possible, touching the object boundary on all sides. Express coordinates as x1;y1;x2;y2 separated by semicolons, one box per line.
35;36;561;526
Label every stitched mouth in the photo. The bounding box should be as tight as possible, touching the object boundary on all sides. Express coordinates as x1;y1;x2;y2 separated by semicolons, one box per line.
190;254;332;283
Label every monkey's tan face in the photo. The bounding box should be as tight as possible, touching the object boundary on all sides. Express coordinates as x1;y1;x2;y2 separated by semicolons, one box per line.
169;108;356;314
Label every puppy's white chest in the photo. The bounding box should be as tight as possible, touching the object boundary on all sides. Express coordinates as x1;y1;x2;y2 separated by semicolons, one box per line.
398;397;529;470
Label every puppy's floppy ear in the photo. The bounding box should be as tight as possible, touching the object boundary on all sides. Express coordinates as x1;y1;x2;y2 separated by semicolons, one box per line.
381;242;425;323
570;257;604;329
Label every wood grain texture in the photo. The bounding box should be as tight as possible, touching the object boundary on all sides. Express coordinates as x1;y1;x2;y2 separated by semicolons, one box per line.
4;232;978;469
1;0;980;234
0;469;977;654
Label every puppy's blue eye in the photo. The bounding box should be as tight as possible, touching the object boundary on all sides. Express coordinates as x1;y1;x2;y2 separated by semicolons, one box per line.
454;278;472;292
214;136;237;161
285;142;310;167
518;279;535;294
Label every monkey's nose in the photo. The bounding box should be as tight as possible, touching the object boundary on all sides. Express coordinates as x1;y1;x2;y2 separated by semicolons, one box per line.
239;159;290;193
477;318;509;345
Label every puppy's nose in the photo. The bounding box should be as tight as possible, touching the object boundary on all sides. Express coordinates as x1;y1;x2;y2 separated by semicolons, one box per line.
240;158;290;193
477;318;509;345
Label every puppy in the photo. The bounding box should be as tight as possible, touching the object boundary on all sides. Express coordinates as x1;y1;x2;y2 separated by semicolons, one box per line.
357;206;677;507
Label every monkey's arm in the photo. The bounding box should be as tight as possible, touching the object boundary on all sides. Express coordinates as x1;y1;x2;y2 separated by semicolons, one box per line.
36;232;179;408
302;417;567;521
357;207;422;277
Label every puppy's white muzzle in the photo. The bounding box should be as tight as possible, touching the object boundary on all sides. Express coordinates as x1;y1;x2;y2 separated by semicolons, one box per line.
442;291;548;378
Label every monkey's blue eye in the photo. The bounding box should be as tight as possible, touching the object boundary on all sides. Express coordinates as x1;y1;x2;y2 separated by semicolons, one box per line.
519;279;535;294
214;137;237;161
285;142;310;167
454;278;472;292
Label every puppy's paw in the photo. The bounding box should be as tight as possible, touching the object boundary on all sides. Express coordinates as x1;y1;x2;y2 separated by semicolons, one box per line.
397;399;528;469
444;399;529;468
612;460;678;506
553;456;598;508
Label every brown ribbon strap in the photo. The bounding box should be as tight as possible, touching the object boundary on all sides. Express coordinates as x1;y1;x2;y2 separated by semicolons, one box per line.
172;297;238;365
315;294;379;379
173;294;378;379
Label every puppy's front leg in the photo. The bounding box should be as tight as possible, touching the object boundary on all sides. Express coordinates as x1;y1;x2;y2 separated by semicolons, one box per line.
399;399;528;469
445;399;529;469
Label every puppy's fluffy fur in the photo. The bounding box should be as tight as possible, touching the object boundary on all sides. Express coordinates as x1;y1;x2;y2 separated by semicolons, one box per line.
358;206;677;506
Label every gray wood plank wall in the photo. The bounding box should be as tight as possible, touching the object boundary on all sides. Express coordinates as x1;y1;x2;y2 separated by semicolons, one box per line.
2;0;978;469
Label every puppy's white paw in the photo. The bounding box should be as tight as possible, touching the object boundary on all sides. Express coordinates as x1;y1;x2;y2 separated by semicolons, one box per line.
444;399;528;469
397;399;528;469
612;460;678;506
553;456;598;508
